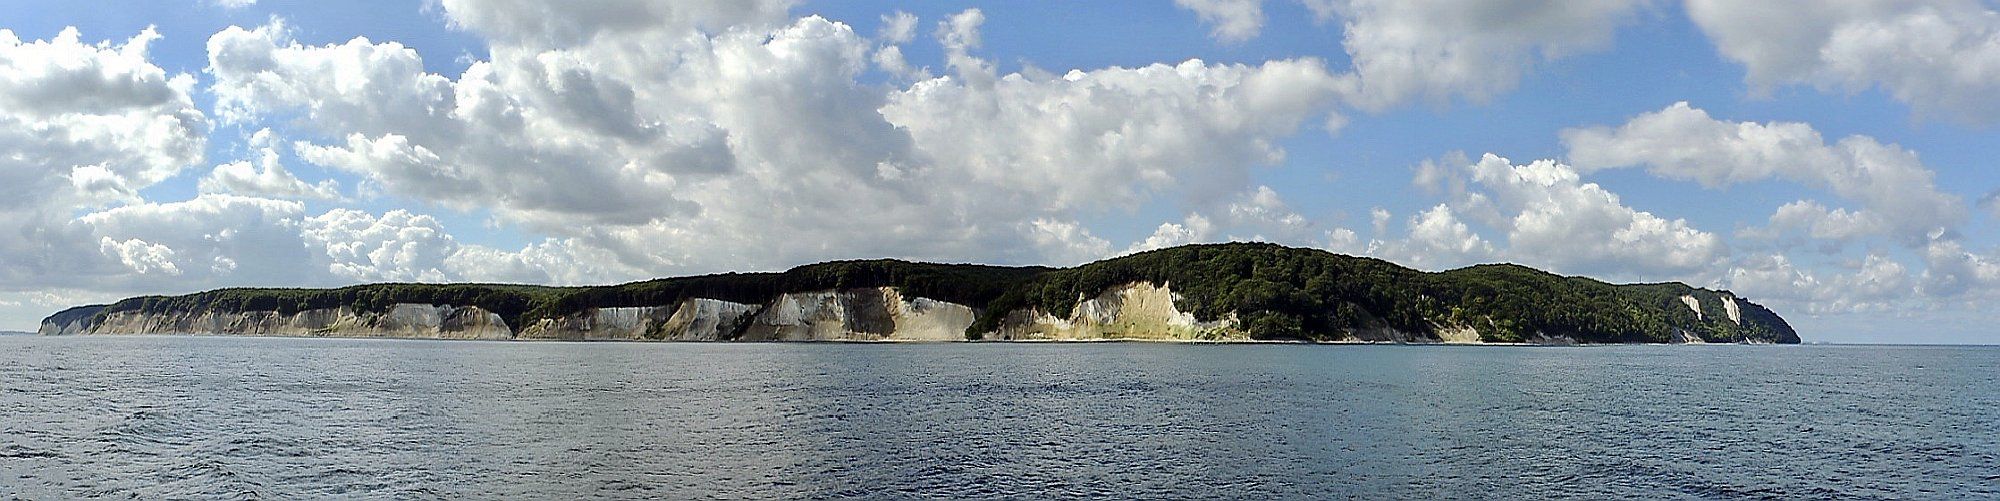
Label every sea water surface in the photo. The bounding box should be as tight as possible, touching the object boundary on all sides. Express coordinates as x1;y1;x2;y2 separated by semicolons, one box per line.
1;336;1996;499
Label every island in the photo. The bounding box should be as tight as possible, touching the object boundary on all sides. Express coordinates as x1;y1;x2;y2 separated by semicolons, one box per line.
39;243;1798;344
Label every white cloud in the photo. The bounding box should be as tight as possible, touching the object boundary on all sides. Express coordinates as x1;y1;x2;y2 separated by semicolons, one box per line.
1920;239;2000;298
66;164;139;203
1563;102;1964;245
208;22;708;225
447;238;649;285
1367;204;1496;270
1723;253;1821;304
935;8;994;88
871;45;928;82
1558;103;1994;311
877;11;918;44
1409;153;1723;279
0;27;207;292
97;237;181;276
1746;200;1887;249
212;0;256;9
1167;0;1650;110
1130;214;1218;254
886;57;1344;213
1225;186;1314;240
62;193;641;291
73;194;312;287
1325;0;1648;110
1723;251;1931;315
301;209;459;282
203;4;1347;278
0;27;205;212
1174;0;1265;43
1125;185;1326;254
1687;0;2000;123
200;130;339;200
437;0;794;46
1836;254;1915;308
1323;227;1364;255
1027;219;1115;266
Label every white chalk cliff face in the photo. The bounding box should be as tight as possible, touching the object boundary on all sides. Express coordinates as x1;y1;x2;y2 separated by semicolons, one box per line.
39;280;1750;344
987;282;1235;340
46;284;1234;342
1681;295;1704;321
516;299;758;341
66;304;512;340
513;288;978;341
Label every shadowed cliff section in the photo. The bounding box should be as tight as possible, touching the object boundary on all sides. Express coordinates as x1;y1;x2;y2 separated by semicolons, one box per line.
40;243;1800;343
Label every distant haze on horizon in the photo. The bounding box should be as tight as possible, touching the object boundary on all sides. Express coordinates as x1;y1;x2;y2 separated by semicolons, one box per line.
0;0;1995;343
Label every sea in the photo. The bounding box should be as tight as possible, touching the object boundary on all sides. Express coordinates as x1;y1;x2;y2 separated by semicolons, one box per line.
1;336;1995;499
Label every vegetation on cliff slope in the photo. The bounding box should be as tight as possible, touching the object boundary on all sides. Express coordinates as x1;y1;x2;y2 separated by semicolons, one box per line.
971;244;1795;343
61;243;1797;343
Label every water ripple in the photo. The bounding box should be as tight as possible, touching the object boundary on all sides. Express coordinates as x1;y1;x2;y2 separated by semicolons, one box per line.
0;338;1996;499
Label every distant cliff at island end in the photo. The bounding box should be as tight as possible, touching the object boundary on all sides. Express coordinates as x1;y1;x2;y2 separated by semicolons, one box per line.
41;243;1799;344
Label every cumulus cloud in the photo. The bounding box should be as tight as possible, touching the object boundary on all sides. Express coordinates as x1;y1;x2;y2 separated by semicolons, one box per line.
1414;154;1724;279
877;10;918;44
1920;239;2000;298
74;194;312;287
201;5;1347;278
1174;0;1265;43
1174;0;1647;106
1131;214;1218;254
886;57;1344;213
1555;102;1996;312
0;27;207;291
59;191;642;291
1125;185;1324;254
1365;204;1496;270
200;130;339;200
437;0;793;46
1687;0;2000;123
1324;0;1648;110
97;237;181;277
1563;102;1964;245
0;27;205;212
208;21;711;225
1744;200;1887;250
1026;219;1116;266
1725;250;1944;315
301;209;459;282
447;238;650;285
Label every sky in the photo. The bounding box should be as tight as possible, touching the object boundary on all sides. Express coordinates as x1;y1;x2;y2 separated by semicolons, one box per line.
1;0;1997;343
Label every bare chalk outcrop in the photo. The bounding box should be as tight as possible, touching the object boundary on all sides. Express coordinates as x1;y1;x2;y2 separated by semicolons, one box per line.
986;282;1234;341
49;303;511;340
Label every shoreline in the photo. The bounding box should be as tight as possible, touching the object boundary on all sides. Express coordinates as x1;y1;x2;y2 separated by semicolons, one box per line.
28;331;1789;347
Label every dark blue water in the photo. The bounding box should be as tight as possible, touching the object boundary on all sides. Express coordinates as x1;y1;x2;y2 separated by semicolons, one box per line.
1;337;1995;499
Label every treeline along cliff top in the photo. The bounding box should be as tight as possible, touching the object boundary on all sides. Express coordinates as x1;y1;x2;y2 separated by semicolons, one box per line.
42;243;1799;344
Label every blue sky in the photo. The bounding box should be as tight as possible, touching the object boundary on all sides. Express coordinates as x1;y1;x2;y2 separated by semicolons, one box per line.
1;0;1996;343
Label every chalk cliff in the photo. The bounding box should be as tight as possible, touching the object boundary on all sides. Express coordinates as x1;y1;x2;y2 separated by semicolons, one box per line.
987;282;1234;340
41;284;1220;342
39;242;1801;344
43;303;510;340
